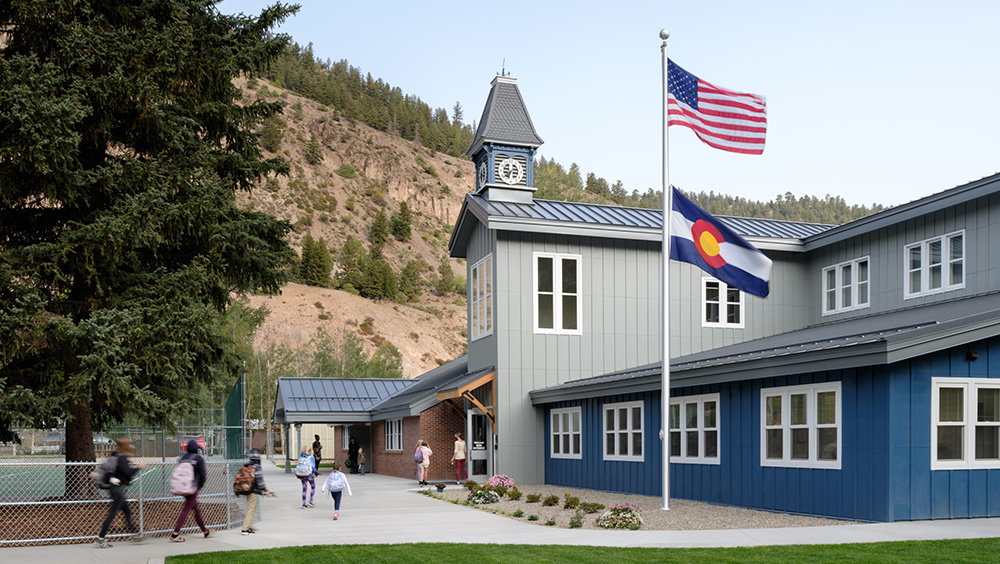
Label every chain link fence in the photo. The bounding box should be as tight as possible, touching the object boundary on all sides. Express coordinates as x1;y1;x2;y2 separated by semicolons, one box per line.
0;459;259;546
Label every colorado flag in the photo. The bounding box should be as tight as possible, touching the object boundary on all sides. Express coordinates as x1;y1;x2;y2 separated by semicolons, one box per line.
670;188;772;298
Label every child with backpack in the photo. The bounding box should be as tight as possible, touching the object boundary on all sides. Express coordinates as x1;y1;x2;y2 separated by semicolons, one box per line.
320;460;352;520
95;438;147;548
294;448;317;508
236;449;273;535
169;439;210;542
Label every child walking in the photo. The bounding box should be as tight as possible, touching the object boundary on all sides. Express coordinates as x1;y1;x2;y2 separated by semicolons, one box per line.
295;448;317;508
320;460;352;520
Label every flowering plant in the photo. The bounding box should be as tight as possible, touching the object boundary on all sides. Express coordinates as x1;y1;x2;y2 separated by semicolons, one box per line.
487;474;515;488
466;487;501;505
596;503;644;530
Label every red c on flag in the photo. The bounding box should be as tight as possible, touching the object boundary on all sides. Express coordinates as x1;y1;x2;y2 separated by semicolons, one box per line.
691;219;727;268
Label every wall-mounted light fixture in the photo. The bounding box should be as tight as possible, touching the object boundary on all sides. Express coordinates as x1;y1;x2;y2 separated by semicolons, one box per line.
966;350;979;362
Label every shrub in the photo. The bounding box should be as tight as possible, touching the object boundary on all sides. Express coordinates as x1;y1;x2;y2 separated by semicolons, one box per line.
512;509;524;518
336;164;358;179
542;495;559;507
545;520;556;526
527;515;539;521
580;502;605;514
563;493;580;510
486;473;514;488
569;514;583;529
525;493;541;503
507;487;522;501
490;485;508;497
463;479;478;490
596;503;644;530
467;488;500;505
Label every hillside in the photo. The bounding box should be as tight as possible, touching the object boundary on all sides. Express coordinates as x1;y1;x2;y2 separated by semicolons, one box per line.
237;77;474;378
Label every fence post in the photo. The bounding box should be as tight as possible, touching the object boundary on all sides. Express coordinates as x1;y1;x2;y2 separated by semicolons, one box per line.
226;460;232;527
138;468;145;535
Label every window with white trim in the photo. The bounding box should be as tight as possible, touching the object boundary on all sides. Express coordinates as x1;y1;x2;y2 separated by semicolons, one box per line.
603;401;643;461
932;378;1000;469
904;231;965;298
761;382;841;469
669;393;720;464
534;253;582;334
385;419;402;451
702;278;743;327
342;425;350;450
823;257;870;314
551;407;582;459
470;255;493;340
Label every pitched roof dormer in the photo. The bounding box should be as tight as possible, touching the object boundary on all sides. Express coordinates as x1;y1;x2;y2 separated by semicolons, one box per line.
467;75;543;205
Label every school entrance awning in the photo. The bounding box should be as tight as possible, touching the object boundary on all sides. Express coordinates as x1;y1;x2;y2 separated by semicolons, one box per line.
437;367;495;425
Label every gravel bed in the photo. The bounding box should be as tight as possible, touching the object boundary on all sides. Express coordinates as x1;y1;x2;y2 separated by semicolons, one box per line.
421;483;855;531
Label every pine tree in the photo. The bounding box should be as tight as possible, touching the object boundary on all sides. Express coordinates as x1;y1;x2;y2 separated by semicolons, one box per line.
390;201;412;241
361;245;397;300
398;260;423;302
0;1;298;469
435;256;456;295
304;132;323;165
369;209;390;246
336;236;366;292
299;234;333;286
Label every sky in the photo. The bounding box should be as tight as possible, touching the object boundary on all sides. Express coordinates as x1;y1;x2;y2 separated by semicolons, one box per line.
220;0;1000;208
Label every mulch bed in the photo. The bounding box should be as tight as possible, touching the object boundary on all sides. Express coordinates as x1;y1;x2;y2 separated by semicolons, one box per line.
0;498;244;547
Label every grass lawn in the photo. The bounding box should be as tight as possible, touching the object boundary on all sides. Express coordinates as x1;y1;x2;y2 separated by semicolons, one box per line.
166;539;998;564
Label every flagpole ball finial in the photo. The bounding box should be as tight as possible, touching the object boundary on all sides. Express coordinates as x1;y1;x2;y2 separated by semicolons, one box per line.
659;29;669;40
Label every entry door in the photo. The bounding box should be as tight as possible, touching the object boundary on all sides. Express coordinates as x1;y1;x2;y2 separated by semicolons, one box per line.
468;409;492;481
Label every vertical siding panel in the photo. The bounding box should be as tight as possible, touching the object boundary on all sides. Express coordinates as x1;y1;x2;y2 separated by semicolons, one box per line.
990;469;1000;516
970;471;988;517
872;368;890;521
910;355;933;519
889;364;911;521
950;471;969;518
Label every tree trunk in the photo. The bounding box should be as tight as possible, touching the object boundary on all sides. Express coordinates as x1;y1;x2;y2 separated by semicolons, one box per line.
65;399;97;499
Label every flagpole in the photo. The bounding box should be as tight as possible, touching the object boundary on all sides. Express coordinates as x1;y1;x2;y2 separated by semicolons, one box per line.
659;28;671;512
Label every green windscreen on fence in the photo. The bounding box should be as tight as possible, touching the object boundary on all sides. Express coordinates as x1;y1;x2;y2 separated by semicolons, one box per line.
224;374;245;459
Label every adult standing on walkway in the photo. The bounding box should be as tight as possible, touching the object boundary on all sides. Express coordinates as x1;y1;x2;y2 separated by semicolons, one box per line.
95;438;147;548
348;437;360;474
238;449;273;535
415;439;432;486
451;433;467;485
312;434;323;474
169;439;210;542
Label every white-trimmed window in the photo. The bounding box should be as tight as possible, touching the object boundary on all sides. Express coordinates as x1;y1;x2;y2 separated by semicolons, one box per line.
534;253;582;335
823;257;870;314
470;255;493;340
702;278;743;327
904;231;965;298
932;378;1000;470
603;401;643;461
669;393;720;464
385;419;402;451
761;382;841;469
551;407;582;459
342;425;350;449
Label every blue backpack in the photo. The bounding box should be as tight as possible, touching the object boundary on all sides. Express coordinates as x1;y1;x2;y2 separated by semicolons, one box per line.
414;446;423;464
295;454;314;477
326;471;346;492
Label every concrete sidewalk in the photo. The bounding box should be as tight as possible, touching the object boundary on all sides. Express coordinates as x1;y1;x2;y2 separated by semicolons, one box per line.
6;460;1000;564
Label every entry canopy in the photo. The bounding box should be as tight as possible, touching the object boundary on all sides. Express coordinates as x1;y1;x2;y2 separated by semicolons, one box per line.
273;377;414;425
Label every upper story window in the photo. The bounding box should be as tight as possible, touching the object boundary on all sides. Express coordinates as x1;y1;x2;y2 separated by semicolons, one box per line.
551;407;582;459
761;382;841;470
603;400;643;462
470;255;493;340
385;418;402;451
932;378;1000;470
534;253;581;335
669;393;720;465
904;231;964;299
823;257;870;315
703;278;743;328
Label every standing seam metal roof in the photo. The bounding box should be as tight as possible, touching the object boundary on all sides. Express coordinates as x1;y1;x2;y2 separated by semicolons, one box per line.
468;194;834;239
467;78;543;156
277;377;415;414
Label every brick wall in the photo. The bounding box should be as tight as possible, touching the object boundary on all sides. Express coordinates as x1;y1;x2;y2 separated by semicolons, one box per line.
370;403;465;483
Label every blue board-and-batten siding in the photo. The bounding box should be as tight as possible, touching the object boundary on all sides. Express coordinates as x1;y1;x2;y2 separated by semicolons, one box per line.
543;336;1000;522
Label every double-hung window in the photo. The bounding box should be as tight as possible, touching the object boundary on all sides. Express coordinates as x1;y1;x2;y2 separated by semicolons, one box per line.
932;378;1000;469
551;407;582;459
342;425;350;449
904;231;965;298
385;419;402;451
534;253;582;334
761;383;841;469
703;278;743;327
669;393;720;464
603;401;643;461
823;257;870;314
470;255;493;340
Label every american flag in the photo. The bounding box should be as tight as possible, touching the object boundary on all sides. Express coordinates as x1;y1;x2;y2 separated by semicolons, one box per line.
668;59;767;155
